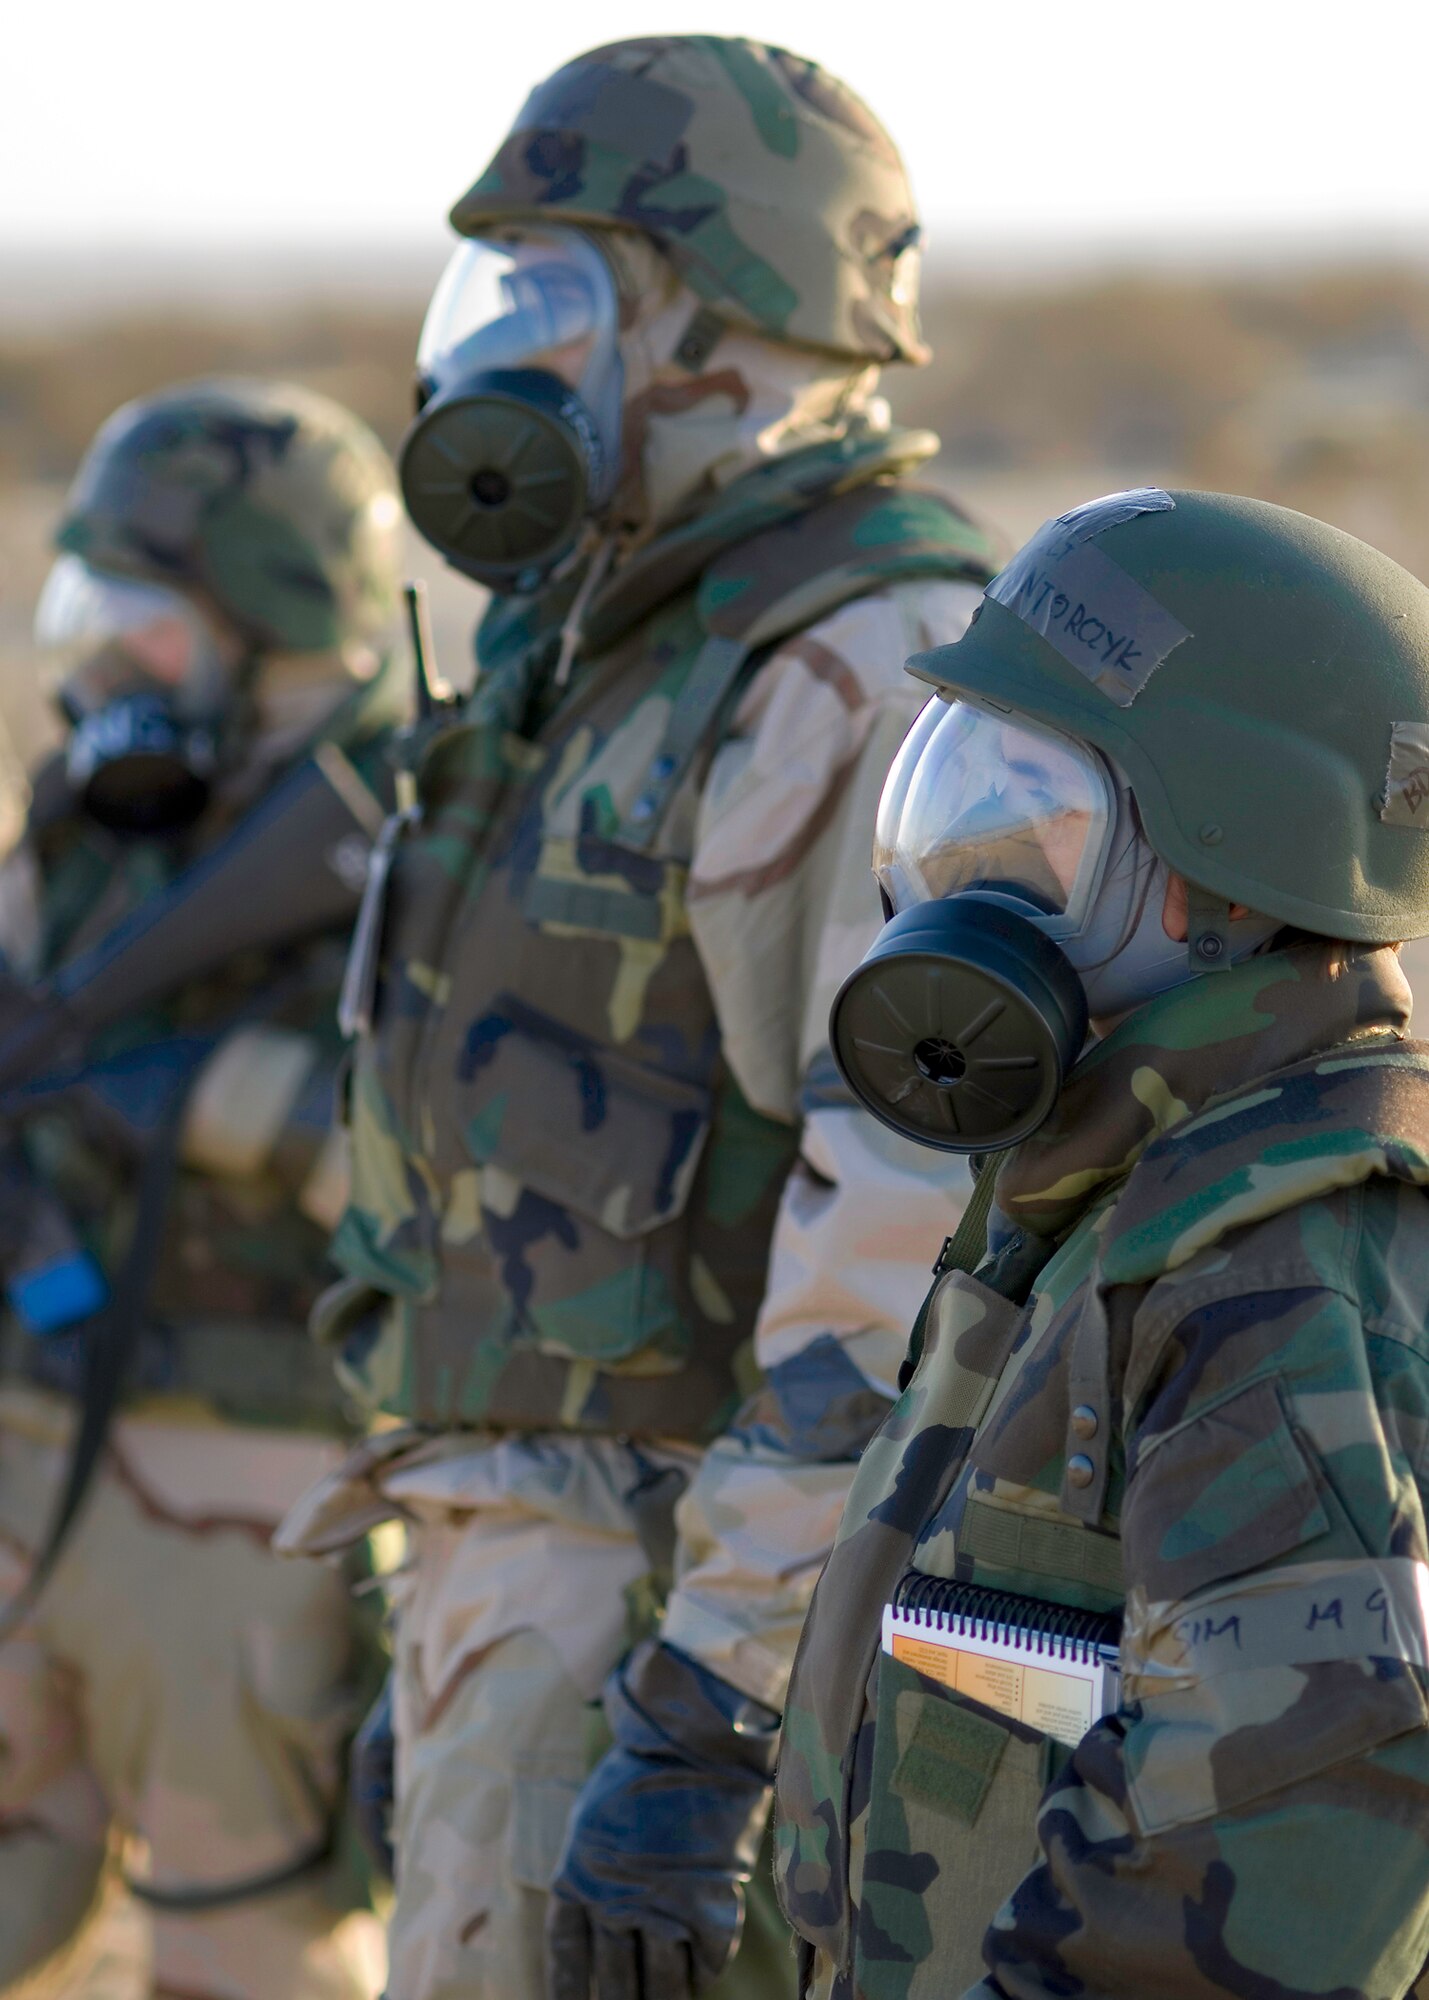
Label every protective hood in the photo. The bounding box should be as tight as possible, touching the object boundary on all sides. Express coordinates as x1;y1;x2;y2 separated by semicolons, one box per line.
603;229;889;541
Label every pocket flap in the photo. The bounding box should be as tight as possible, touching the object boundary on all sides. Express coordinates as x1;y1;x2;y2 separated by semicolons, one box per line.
458;1001;711;1240
891;1682;1011;1826
1125;1376;1331;1603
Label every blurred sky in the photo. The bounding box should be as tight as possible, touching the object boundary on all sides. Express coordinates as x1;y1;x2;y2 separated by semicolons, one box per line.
4;0;1428;272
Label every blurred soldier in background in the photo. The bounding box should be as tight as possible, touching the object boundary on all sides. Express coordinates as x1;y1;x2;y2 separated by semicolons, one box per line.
0;379;403;1999
276;34;1002;2000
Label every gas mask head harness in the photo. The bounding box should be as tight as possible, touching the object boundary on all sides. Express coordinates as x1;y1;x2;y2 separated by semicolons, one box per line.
831;691;1276;1153
400;225;624;593
35;555;241;836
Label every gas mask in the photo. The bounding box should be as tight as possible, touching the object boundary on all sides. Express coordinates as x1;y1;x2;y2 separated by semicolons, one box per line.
830;695;1278;1152
400;226;624;592
34;556;238;836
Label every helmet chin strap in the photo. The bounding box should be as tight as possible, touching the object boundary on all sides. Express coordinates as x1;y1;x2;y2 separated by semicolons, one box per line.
672;305;727;374
1186;881;1233;973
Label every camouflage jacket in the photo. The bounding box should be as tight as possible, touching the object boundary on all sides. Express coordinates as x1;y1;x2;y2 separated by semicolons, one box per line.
329;427;996;1446
776;945;1429;2000
0;671;401;1434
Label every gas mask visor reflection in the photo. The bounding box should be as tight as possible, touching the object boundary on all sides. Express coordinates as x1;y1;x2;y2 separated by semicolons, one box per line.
34;555;231;834
873;696;1116;930
832;699;1114;1153
400;227;624;591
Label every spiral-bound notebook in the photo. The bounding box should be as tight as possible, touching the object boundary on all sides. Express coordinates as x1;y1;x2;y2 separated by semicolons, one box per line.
883;1573;1122;1748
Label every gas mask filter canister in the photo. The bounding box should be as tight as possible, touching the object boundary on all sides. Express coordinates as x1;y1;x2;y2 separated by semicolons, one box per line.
400;227;625;592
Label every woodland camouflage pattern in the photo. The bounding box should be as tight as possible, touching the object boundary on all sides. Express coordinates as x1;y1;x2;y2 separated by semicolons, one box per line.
776;943;1429;1999
58;378;402;653
451;35;930;363
329;426;997;1443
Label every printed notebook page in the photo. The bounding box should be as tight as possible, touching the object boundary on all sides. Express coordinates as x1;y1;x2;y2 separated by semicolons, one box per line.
882;1603;1119;1748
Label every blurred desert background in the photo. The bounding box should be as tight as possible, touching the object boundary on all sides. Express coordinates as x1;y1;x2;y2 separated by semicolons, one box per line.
4;251;1429;775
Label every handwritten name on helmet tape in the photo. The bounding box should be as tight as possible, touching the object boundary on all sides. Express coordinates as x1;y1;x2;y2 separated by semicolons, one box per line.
1381;721;1429;828
983;487;1187;708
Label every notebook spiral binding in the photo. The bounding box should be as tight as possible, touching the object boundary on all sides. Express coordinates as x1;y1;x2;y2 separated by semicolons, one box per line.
892;1570;1121;1664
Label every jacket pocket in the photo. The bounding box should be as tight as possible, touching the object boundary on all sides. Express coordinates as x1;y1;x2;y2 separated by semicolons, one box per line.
1122;1374;1428;1836
455;1003;711;1368
857;1650;1048;2000
1124;1375;1331;1604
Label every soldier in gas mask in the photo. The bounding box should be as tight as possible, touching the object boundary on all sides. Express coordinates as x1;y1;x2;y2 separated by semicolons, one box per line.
776;488;1429;1999
274;34;1001;2000
0;378;403;1999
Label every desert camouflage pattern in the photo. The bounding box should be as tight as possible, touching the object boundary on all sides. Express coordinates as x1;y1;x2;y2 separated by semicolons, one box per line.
451;36;929;363
589;226;894;541
329;425;996;1444
777;943;1429;1999
281;1427;798;2000
0;1386;385;1998
0;671;403;1994
57;377;402;654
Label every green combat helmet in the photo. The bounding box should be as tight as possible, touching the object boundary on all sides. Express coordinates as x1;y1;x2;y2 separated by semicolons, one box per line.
831;488;1429;1154
912;487;1429;943
55;378;403;656
449;34;929;364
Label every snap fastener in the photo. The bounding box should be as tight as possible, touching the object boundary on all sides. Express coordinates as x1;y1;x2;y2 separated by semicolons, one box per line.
1066;1453;1095;1489
651;754;677;780
629;795;657;823
1069;1404;1099;1441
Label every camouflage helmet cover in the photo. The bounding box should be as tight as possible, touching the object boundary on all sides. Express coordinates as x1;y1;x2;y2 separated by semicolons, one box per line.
912;488;1429;943
450;36;928;365
56;378;402;654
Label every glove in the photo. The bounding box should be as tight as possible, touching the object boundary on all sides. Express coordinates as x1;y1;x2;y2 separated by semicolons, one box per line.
546;1640;780;2000
349;1674;396;1881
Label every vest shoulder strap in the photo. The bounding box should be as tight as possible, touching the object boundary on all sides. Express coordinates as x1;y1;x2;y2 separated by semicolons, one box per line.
618;483;999;850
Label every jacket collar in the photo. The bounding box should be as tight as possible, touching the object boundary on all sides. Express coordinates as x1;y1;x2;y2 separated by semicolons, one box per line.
991;943;1412;1249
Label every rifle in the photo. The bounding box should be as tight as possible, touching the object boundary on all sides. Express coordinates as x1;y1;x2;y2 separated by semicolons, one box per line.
0;740;386;1107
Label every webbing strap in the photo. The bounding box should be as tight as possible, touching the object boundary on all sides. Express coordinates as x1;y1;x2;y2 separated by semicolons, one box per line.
960;1496;1125;1598
1186;882;1233;973
896;1164;1001;1392
523;876;664;940
943;1161;1001;1277
618;634;750;850
0;1070;196;1642
126;1829;333;1912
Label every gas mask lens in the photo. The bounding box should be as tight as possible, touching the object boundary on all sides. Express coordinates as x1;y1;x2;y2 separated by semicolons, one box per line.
401;228;624;591
874;698;1114;929
34;556;231;834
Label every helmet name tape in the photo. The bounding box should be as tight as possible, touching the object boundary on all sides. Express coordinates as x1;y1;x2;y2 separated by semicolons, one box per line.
986;527;1190;709
1381;721;1429;828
